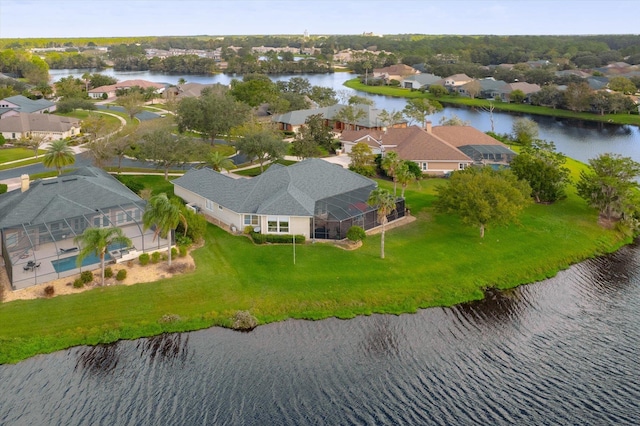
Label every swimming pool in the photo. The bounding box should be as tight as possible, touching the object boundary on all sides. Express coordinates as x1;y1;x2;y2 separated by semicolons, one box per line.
51;242;127;273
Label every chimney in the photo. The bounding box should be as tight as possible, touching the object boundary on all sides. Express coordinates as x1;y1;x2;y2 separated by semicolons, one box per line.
20;174;30;193
425;121;432;133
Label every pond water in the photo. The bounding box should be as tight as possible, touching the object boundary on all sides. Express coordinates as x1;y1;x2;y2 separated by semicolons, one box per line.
1;241;639;424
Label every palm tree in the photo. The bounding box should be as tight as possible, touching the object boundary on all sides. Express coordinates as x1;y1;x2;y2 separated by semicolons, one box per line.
205;151;236;172
381;151;403;196
75;227;131;286
367;188;397;259
142;193;187;267
395;162;416;199
43;139;75;175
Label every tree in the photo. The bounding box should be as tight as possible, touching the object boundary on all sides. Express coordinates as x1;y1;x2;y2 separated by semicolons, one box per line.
576;153;640;223
435;167;531;238
381;151;403;196
439;114;470;126
396;161;417;198
292;113;335;158
564;82;592;112
377;109;404;130
204;151;235;172
43;139;75;175
509;89;526;104
117;91;144;120
512;118;539;144
136;120;207;179
175;88;251;142
230;74;278;107
335;104;366;131
18;134;47;158
464;80;481;99
403;98;443;128
54;76;84;99
367;188;397;259
309;86;337;107
348;142;376;176
429;85;448;97
510;140;571;203
234;121;287;173
608;76;637;95
74;227;131;286
143;193;186;267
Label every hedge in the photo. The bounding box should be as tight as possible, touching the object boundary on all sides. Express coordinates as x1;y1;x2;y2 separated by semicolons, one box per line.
250;232;305;244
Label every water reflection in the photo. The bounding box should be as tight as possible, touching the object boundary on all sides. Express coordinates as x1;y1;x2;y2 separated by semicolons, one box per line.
453;288;525;327
361;315;401;357
138;333;190;366
75;342;121;375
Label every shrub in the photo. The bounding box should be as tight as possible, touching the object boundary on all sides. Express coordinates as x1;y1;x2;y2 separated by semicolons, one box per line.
104;267;113;278
73;278;84;288
0;184;7;195
244;226;254;234
171;247;178;258
177;207;206;243
346;226;366;242
231;310;258;331
116;176;144;194
151;251;161;264
80;271;94;284
116;269;127;281
44;285;55;297
139;253;150;266
178;245;188;257
250;232;305;244
175;234;192;247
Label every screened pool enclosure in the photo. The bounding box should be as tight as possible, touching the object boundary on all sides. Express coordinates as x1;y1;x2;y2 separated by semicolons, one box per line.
2;202;169;290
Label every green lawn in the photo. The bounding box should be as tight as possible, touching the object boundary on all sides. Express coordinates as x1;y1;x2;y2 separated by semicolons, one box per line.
0;148;46;164
0;163;629;364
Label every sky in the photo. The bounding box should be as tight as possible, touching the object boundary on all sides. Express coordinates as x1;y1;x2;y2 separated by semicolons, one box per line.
0;0;638;39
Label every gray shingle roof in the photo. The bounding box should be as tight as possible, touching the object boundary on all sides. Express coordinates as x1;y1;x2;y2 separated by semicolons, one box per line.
2;95;55;113
173;159;377;217
0;167;144;229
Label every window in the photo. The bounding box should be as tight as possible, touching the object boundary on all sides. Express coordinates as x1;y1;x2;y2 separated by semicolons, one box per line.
5;232;18;248
205;199;213;211
421;162;428;171
459;163;466;170
243;215;259;226
218;204;223;211
267;216;289;233
116;212;125;224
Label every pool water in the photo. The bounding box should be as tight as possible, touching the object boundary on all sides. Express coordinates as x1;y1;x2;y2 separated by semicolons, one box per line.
51;242;127;273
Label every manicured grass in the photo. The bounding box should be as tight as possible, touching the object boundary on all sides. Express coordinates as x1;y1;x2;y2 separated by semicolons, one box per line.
0;148;46;164
344;79;640;126
0;163;629;364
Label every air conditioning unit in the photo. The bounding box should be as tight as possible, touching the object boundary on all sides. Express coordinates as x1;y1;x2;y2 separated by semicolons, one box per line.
186;203;200;213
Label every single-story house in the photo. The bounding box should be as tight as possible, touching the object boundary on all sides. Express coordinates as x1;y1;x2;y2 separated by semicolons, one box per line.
373;64;419;83
437;74;474;92
0;95;56;116
163;82;226;100
272;104;408;134
341;125;473;174
0;167;165;290
0;112;81;141
172;159;405;241
341;123;516;174
507;82;541;102
88;79;166;99
401;73;442;90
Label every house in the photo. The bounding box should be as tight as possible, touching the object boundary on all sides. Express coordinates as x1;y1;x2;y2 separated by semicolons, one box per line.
173;159;405;240
0;95;56;116
431;125;517;164
341;124;516;174
401;73;442;90
437;74;474;92
475;78;511;100
373;64;419;84
507;82;541;102
88;79;166;99
341;126;473;174
272;104;408;134
0;167;165;290
0;112;81;141
164;82;227;100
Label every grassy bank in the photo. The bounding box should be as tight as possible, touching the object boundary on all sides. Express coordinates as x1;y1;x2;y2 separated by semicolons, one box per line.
0;160;629;364
344;79;640;127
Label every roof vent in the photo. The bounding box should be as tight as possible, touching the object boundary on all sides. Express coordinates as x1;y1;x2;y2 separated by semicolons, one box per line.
42;181;59;186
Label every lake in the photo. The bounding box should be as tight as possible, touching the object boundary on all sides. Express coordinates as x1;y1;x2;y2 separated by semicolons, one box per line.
48;68;640;165
1;241;639;424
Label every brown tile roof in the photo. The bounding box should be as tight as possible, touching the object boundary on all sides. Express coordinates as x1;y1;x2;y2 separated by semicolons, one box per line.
431;125;507;148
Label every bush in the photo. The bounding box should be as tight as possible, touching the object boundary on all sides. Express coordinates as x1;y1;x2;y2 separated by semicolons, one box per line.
104;267;113;278
177;207;206;243
73;278;84;288
151;251;161;264
175;234;192;247
0;184;7;195
80;271;94;284
346;226;366;242
139;253;150;266
116;176;144;194
44;285;55;297
231;310;258;331
116;269;127;281
178;245;188;257
171;247;178;258
250;233;305;244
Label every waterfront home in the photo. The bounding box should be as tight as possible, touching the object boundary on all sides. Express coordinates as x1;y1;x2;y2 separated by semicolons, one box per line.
0;95;56;117
372;64;419;84
0;167;165;290
88;79;166;99
173;158;405;240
